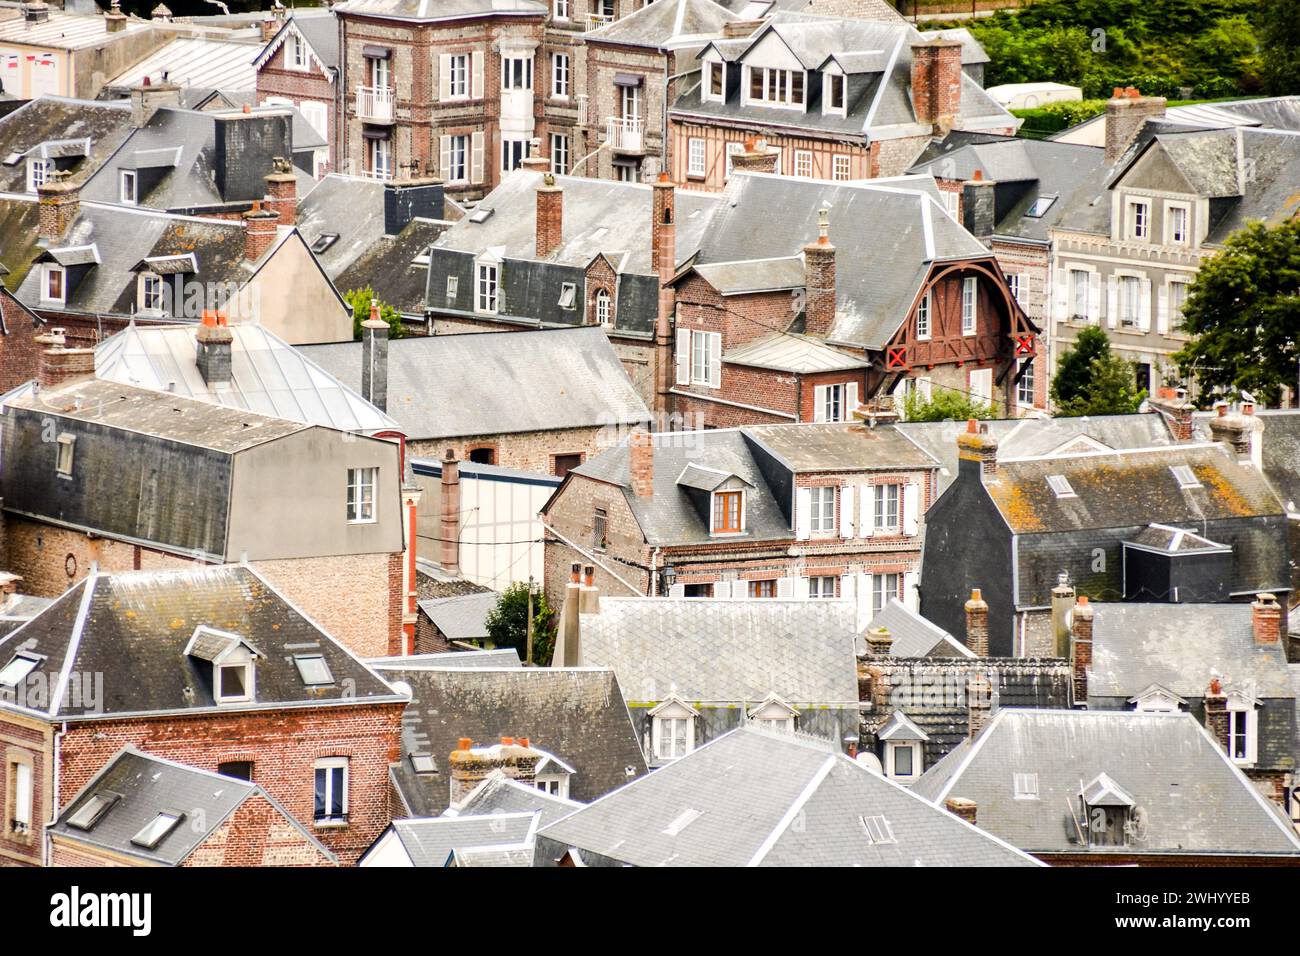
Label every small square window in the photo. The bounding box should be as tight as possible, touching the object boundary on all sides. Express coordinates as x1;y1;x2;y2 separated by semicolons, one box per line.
859;814;896;845
1025;194;1057;218
55;433;75;476
294;655;333;686
218;663;251;701
410;754;436;774
1013;772;1039;799
446;276;458;300
558;282;576;309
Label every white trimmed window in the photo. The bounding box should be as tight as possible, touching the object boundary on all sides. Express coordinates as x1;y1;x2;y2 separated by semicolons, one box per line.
687;137;705;177
689;329;721;386
549;132;569;175
1016;357;1035;407
119;169;137;205
1013;772;1039;799
961;277;977;334
1127;199;1150;240
447;53;469;98
369;137;392;181
10;761;33;833
41;265;65;305
832;154;850;181
1167;203;1189;245
501;137;528;173
1069;268;1089;319
704;60;725;101
313;757;349;822
476;261;499;313
871;572;900;613
808;575;836;598
1007;272;1023;305
553;0;569;20
873;483;899;532
819;383;846;422
824;72;845;113
502;55;532;91
1227;698;1258;766
809;485;836;534
25;158;49;193
346;467;377;523
55;433;75;476
216;654;253;703
652;701;696;760
885;740;921;780
140;272;163;312
794;149;813;178
288;32;309;70
595;288;612;326
551;52;569;99
1169;279;1189;330
444;134;468;183
1119;275;1141;327
746;66;804;108
916;290;931;339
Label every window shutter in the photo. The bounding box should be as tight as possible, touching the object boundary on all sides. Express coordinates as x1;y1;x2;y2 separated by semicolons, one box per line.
903;570;918;612
471;51;484;99
439;135;451;179
776;576;792;598
1052;267;1069;318
793;575;810;599
470;131;484;184
839;483;854;538
713;580;731;598
902;482;919;536
439;54;451;101
860;485;876;537
734;580;749;600
675;328;691;385
1106;275;1118;328
795;487;812;541
846;382;858;417
668;583;685;597
812;385;826;423
708;332;722;389
1138;278;1152;331
840;573;856;601
859;572;875;628
1088;272;1102;324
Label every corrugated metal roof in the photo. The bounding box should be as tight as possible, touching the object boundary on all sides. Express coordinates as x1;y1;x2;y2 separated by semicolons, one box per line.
0;9;152;49
723;332;869;373
105;36;260;91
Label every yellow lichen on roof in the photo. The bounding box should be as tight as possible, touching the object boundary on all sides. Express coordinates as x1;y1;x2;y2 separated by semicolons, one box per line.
1195;463;1255;516
989;481;1047;532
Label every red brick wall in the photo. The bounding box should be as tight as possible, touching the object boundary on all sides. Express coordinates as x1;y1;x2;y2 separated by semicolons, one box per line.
542;472;648;609
0;290;45;394
183;794;338;866
256;32;337;174
0;714;52;867
59;702;403;866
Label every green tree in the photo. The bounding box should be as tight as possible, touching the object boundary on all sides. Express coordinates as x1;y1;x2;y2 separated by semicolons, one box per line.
1173;219;1300;406
1050;325;1113;409
484;581;556;666
1058;353;1147;416
344;285;405;341
1259;0;1300;96
902;387;994;423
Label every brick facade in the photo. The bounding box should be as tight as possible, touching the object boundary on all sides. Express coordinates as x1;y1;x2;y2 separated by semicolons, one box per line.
0;289;46;395
408;423;618;476
255;24;338;176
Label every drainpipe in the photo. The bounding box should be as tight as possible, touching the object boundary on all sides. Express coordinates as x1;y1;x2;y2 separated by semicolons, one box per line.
45;722;65;867
661;65;698;179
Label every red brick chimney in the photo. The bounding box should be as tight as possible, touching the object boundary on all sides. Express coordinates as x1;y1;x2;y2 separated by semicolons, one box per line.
1203;677;1230;753
1104;87;1167;165
652;174;677;420
36;329;96;389
966;673;992;740
535;174;564;259
945;797;977;826
37;172;80;241
803;208;836;338
1148;386;1195;441
629;428;654;497
242;202;279;263
956;418;998;478
1252;592;1281;645
1208;402;1255;460
1069;595;1093;705
440;448;460;575
448;737;541;806
263;158;298;227
964;588;989;657
911;40;963;132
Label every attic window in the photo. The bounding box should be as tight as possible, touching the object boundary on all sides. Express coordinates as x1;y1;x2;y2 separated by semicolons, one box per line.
218;662;252;702
130;811;184;850
1025;194;1058;218
2;153;20;166
1170;464;1201;489
859;814;897;845
410;754;436;774
66;792;121;831
1046;474;1076;498
468;207;494;224
1013;772;1039;800
55;433;75;477
294;654;333;686
558;282;576;309
311;233;339;254
446;276;458;300
0;653;40;688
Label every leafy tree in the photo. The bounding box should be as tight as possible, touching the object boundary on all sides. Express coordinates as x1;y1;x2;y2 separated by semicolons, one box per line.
1050;326;1113;409
344;285;404;341
1058;353;1147;416
902;387;994;423
484;582;556;666
1259;0;1300;96
1173;219;1300;407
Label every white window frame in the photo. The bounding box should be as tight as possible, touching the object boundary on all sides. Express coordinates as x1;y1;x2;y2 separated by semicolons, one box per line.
885;740;921;780
873;483;900;533
820;382;846;422
872;571;900;613
501;136;528;174
1127;199;1150;240
476;260;499;314
346;466;378;523
595;288;612;326
689;329;721;387
447;52;469;99
823;70;846;116
1119;274;1141;328
807;575;836;599
288;32;309;71
1226;699;1258;767
1013;771;1040;800
916;290;931;340
1069;267;1090;320
119;168;138;204
41;265;65;305
369;136;392;181
553;0;569;20
702;60;725;103
832;154;850;181
445;133;468;183
1016;357;1035;408
55;432;75;476
744;65;805;109
313;757;349;823
710;488;745;536
549;132;569;175
961;276;977;335
687;137;706;177
501;55;532;91
214;648;254;705
1168;278;1190;330
652;714;694;760
550;52;569;100
140;272;163;313
1165;201;1190;246
793;149;813;179
809;485;837;535
12;761;33;831
25;157;49;193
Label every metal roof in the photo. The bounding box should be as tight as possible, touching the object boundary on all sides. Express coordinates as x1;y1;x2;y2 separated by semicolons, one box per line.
105;36;260;91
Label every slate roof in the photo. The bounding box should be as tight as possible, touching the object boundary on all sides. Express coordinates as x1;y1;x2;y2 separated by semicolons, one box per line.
1088;602;1292;700
416;592;499;642
585;0;737;49
986;443;1285;535
49;748;335;866
578;597;860;704
333;0;546;20
334;218;450;317
913;709;1300;857
0;565;404;721
566;428;791;546
723;331;869;373
536;726;1039;866
297;326;650;441
743;420;938;473
870;598;973;658
296;174;389;280
1199;409;1300;515
0;96;134;196
367;662;647;817
383;813;539;867
447;769;582;828
0;592;52;639
104;37;261;93
375;648;522;669
693;173;989;350
94;323;398;434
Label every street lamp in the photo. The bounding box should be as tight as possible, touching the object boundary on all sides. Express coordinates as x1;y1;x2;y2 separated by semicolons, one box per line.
660;565;677;595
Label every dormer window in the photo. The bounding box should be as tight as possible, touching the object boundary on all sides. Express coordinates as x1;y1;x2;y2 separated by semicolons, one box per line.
535;752;574;798
748;694;798;732
1046;474;1076;498
824;72;845;114
476;260;500;314
746;66;804;108
41;265;65;305
650;697;698;761
707;61;725;100
26;158;49;193
288;32;309;71
139;272;163;313
1129;684;1186;713
184;626;260;705
594;288;612;326
712;489;743;534
1226;694;1259;766
1079;773;1140;848
877;711;928;783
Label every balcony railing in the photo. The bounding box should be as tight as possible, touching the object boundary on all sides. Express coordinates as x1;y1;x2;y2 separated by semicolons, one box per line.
583;12;614;31
605;116;644;152
355;86;395;123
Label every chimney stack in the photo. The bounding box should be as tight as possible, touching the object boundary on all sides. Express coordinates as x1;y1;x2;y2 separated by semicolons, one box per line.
195;310;233;387
579;563;601;615
553;562;583;667
361;299;389;412
1208;402;1254;460
956;418;998;478
150;3;174;22
535;174;564;259
439;448;460;575
803;208;836;338
129;77;182;129
629;428;654;497
1252;592;1281;645
1069;595;1093;705
865;626;894;657
520;137;549;172
448;737;541;806
36;329;96;389
961;169;996;240
966;673;992;740
945;796;977;827
652;174;677;419
1203;678;1230;754
1148;386;1195;442
37;171;79;241
1104;87;1167;165
384;177;445;237
911;40;963;132
729;136;779;175
106;0;127;32
1050;573;1075;659
964;588;989;657
263;157;298;227
242;202;279;263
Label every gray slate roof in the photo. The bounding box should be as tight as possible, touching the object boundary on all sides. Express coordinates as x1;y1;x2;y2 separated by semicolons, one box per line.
586;0;737;48
49;748;334;865
333;0;545;20
723;331;870;373
914;709;1300;857
1197;409;1300;515
0;96;134;195
537;727;1039;866
0;565;403;721
578;597;860;704
386;812;538;867
416;591;499;642
335;218;450;317
296;174;389;279
744;420;938;473
448;770;582;828
376;648;522;669
1088;602;1293;700
367;662;647;817
870;598;973;657
299;326;649;441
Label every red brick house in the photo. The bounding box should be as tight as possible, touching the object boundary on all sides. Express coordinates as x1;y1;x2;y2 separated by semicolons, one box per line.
0;283;45;395
0;565;406;867
255;12;342;177
668;171;1039;428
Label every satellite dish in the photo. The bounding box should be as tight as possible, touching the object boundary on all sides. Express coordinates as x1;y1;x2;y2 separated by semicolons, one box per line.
855;752;883;775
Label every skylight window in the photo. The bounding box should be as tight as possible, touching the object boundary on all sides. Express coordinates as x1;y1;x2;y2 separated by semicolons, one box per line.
0;653;40;688
468;207;494;224
662;807;703;836
294;655;333;686
130;811;184;850
1025;194;1058;218
1046;474;1076;498
66;792;121;831
1170;464;1201;489
859;814;897;845
558;282;576;309
310;233;339;254
1013;772;1039;800
410;754;436;774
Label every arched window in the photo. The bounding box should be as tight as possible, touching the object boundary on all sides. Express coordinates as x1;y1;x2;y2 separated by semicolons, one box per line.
595;288;612;326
